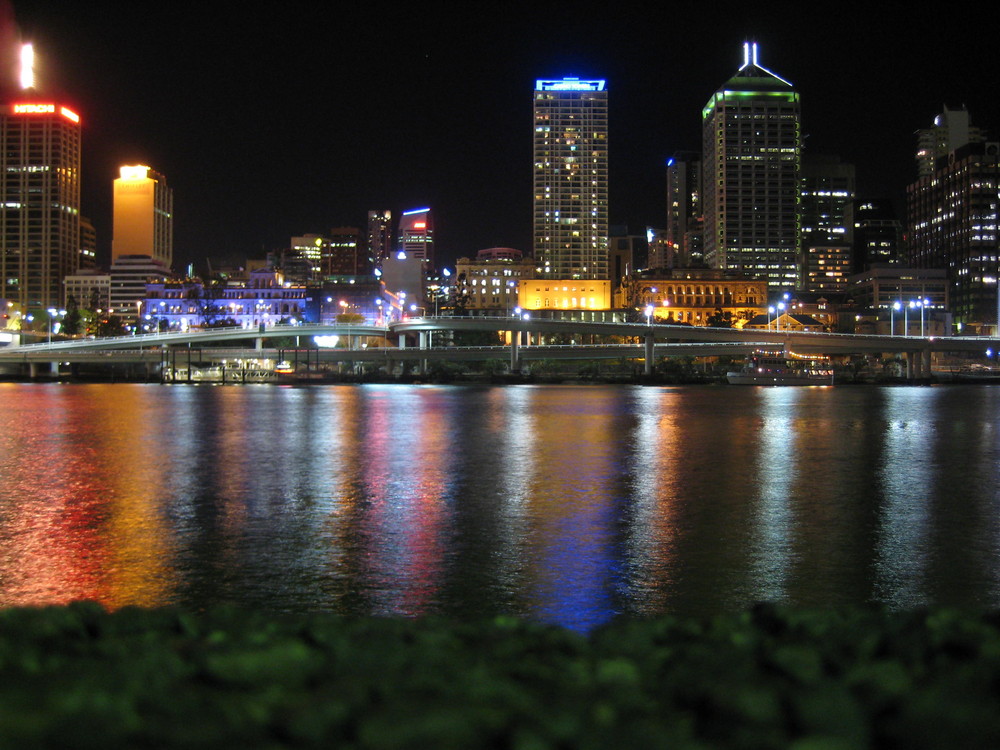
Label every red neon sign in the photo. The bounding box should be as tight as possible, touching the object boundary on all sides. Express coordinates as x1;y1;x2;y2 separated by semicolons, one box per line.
11;103;80;123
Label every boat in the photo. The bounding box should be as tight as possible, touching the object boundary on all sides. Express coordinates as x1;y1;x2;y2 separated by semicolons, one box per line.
727;350;834;386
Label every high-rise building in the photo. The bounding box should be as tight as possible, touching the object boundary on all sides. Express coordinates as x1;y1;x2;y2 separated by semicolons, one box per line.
533;78;608;280
0;43;82;312
78;216;97;270
853;199;903;272
702;43;800;291
799;155;855;293
398;207;433;265
325;227;366;276
916;106;985;177
907;136;1000;328
112;165;173;267
665;152;701;267
288;234;325;281
367;209;392;267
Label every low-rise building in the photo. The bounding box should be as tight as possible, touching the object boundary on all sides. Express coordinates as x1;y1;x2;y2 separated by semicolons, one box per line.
455;248;534;313
142;268;311;331
620;268;767;326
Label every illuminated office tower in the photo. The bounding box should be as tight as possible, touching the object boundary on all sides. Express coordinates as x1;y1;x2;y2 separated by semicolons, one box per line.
916;106;985;178
533;78;608;280
398;207;433;265
367;209;392;267
0;44;82;312
79;216;97;270
852;199;902;272
799;155;855;293
702;43;800;291
908;114;999;328
325;226;366;275
112;165;173;267
665;151;702;267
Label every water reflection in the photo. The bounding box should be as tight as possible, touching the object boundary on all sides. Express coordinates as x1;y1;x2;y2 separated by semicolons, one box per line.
874;388;934;607
3;382;1000;625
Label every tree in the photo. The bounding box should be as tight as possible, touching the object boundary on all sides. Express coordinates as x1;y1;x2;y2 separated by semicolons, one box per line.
707;308;734;328
61;294;83;336
96;314;127;337
450;273;471;316
188;279;227;327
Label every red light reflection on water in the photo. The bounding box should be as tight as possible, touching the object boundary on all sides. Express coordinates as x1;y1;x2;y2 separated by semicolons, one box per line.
354;387;453;616
0;385;176;609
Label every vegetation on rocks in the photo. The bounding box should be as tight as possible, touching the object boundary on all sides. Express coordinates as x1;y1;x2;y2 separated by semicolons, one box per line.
2;603;999;748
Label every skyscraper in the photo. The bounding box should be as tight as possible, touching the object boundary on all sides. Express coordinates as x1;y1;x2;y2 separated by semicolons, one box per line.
398;207;433;265
852;199;902;272
665;152;702;268
112;165;173;267
367;209;392;267
916;106;985;177
533;78;608;280
799;154;855;293
0;43;82;312
702;43;800;291
907;110;999;329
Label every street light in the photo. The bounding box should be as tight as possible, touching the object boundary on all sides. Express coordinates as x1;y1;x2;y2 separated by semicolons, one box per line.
891;301;901;336
920;297;930;337
46;307;65;345
767;305;775;330
776;301;786;331
645;304;654;325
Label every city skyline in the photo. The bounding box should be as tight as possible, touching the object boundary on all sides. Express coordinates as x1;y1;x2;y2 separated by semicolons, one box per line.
6;2;1000;272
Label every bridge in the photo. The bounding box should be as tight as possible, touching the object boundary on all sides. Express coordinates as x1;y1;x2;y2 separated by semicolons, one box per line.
2;316;998;381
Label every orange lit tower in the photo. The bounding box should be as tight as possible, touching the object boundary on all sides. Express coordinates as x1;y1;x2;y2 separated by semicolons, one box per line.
113;165;173;267
0;42;82;312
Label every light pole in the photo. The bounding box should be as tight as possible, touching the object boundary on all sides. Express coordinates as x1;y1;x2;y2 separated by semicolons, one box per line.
645;304;654;326
920;297;930;337
776;301;786;331
768;305;775;330
904;301;912;336
46;307;65;345
891;301;901;336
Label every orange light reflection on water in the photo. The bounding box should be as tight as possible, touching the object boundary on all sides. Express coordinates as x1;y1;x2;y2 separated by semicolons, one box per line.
0;384;176;609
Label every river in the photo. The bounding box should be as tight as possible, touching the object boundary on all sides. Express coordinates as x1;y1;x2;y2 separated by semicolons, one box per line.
1;382;998;631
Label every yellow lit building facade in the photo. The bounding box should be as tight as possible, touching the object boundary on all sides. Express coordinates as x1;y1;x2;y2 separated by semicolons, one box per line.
112;165;173;266
621;269;767;326
519;279;611;311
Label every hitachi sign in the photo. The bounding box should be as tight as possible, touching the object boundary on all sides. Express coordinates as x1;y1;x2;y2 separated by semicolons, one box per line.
13;103;56;114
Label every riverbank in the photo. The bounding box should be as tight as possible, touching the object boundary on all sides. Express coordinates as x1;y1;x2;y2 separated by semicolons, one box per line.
2;602;998;748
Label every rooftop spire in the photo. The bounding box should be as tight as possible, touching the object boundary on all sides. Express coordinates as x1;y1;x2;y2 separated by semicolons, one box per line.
737;41;793;87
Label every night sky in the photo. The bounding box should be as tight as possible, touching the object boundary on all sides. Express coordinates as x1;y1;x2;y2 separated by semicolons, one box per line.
7;1;1000;272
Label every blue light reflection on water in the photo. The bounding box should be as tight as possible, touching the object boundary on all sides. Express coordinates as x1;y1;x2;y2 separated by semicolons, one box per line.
3;382;1000;630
